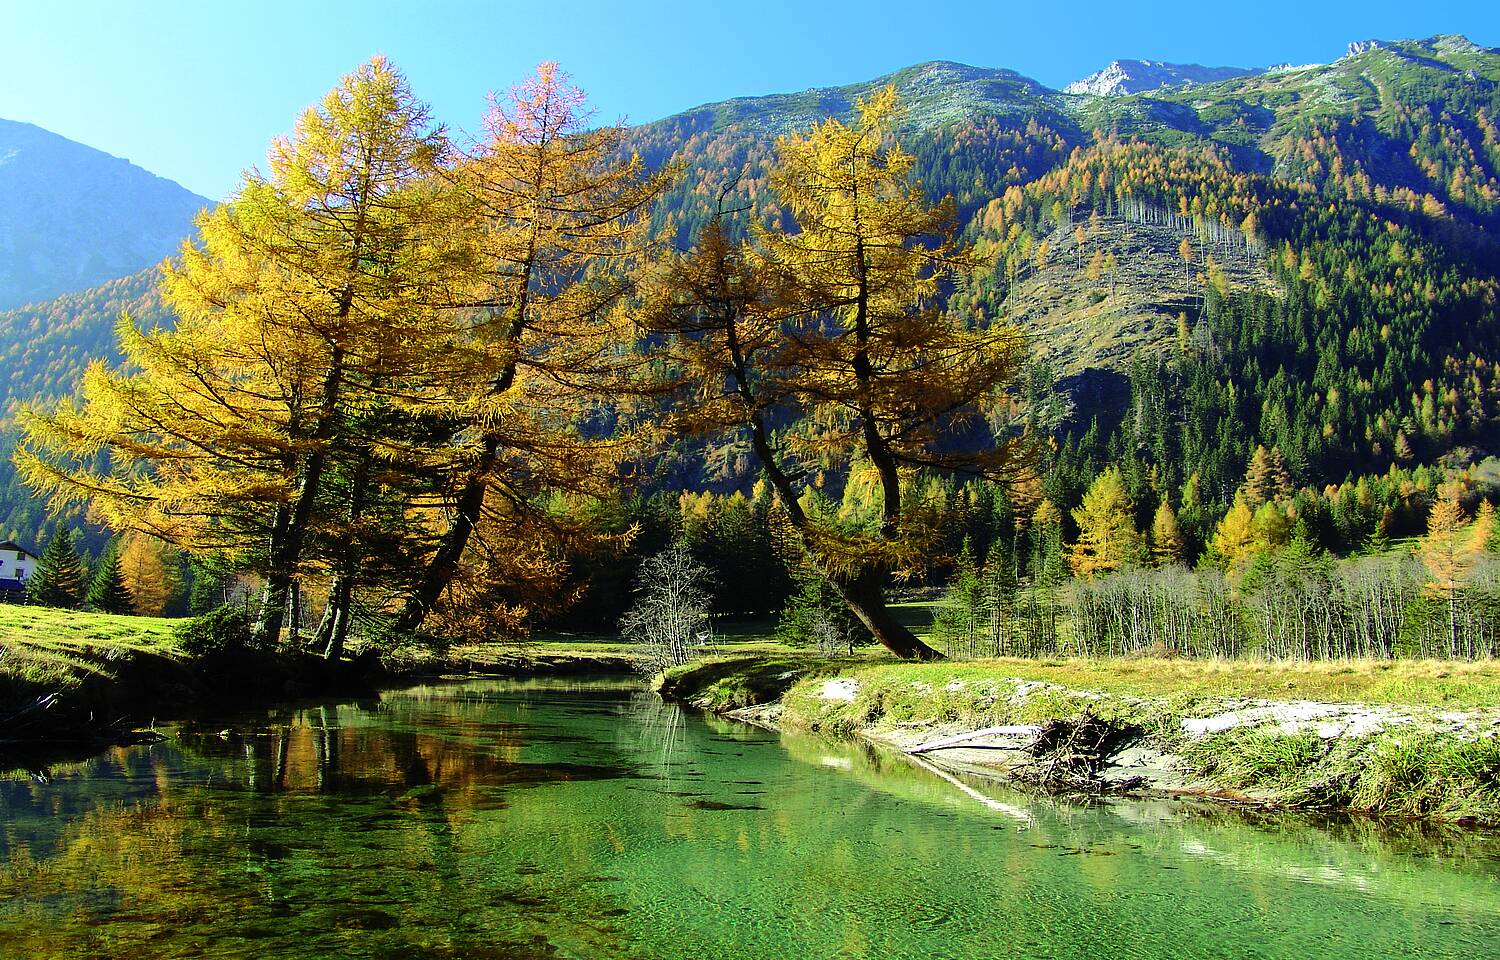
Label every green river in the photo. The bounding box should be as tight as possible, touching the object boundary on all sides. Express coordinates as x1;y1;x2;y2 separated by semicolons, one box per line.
2;677;1498;958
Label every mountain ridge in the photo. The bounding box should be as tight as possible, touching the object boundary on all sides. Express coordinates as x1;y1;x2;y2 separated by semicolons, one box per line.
1063;60;1264;97
0;117;207;312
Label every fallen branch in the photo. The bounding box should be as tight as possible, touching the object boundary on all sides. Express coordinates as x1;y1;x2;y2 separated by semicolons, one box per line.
906;724;1044;755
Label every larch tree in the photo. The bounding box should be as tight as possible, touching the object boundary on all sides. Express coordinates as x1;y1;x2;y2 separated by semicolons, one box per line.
1150;499;1185;566
1211;493;1257;571
18;58;464;649
119;534;180;617
1068;467;1144;577
1243;444;1293;506
638;87;1029;660
389;62;668;636
1473;500;1495;554
1419;494;1482;654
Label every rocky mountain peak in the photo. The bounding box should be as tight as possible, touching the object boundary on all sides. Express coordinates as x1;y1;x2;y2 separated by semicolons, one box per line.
1063;60;1261;97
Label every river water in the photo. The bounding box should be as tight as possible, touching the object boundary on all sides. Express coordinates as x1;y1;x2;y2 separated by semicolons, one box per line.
1;677;1497;959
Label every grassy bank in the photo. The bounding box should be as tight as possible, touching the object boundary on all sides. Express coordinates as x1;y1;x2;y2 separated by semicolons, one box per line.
0;607;639;755
660;653;1500;825
791;657;1500;714
0;606;179;686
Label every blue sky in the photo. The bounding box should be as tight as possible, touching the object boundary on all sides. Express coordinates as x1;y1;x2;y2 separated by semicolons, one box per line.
2;0;1496;199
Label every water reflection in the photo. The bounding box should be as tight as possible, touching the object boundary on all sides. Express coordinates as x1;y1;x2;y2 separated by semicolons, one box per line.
1;678;1497;960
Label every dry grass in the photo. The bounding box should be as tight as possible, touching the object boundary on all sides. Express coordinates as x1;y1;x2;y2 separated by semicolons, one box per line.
897;656;1500;709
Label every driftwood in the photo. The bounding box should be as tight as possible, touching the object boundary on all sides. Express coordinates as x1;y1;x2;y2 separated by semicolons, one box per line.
907;711;1145;795
905;725;1044;755
1013;712;1142;792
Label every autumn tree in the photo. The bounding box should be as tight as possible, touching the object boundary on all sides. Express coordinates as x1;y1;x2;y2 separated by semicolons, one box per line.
1068;467;1144;576
1211;493;1257;571
1150;499;1185;566
1419;494;1487;655
1251;501;1293;553
18;58;464;649
388;62;667;636
1243;445;1293;506
638;87;1029;659
119;534;181;617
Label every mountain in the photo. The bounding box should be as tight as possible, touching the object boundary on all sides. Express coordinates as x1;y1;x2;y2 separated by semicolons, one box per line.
0;118;207;311
1064;60;1263;96
2;34;1499;541
632;34;1500;496
630;60;1081;254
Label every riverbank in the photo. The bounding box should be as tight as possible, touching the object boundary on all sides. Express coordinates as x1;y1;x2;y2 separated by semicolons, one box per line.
0;607;391;760
658;655;1500;825
0;607;646;762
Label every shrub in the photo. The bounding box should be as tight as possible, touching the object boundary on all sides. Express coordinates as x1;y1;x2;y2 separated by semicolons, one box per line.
174;606;254;658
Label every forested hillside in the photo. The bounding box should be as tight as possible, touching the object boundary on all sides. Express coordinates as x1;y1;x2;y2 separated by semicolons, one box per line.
0;267;166;418
3;34;1499;586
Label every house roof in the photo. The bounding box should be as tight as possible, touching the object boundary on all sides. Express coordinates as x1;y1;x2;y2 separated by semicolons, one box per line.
0;540;38;559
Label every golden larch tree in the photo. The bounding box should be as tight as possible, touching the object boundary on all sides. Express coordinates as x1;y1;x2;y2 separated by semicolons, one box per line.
1211;493;1258;571
19;57;466;648
639;87;1029;659
118;534;181;616
1150;499;1185;566
388;62;669;635
1419;494;1487;654
1068;467;1144;577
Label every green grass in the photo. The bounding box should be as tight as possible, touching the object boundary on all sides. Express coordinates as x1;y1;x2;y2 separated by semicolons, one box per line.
1185;728;1500;822
658;651;889;711
0;605;180;686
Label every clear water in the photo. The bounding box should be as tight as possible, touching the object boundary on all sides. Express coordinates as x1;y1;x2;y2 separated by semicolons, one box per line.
2;677;1498;959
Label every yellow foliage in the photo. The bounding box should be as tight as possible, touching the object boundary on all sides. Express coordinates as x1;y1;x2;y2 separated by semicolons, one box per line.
1212;493;1257;569
1067;468;1143;577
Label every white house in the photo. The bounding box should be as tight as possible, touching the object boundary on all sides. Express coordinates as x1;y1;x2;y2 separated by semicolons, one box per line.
0;540;38;595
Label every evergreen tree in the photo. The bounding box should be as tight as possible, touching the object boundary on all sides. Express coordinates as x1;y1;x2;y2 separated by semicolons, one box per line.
28;527;85;609
932;546;991;659
188;555;233;615
774;565;865;655
85;542;135;614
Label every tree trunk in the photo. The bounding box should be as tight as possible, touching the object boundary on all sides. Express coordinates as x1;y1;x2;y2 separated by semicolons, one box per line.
327;582;355;662
313;574;352;659
315;450;372;658
832;568;942;660
289;581;301;646
389;463;489;635
251;504;292;646
250;344;346;647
